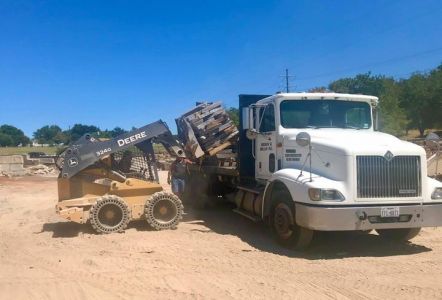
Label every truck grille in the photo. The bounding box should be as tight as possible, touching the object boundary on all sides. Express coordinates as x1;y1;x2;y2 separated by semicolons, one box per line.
356;155;421;198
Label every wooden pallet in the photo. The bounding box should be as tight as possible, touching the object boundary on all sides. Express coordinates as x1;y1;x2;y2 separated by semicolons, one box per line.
176;102;239;159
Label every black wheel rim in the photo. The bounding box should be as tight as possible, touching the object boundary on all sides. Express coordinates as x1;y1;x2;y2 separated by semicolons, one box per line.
98;203;123;228
274;204;293;240
153;199;177;224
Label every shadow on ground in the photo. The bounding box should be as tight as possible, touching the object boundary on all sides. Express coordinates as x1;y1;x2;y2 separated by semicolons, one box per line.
39;201;432;258
39;222;95;238
184;202;432;259
39;219;157;238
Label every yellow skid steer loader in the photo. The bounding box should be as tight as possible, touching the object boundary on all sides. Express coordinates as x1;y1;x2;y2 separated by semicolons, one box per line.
55;120;185;234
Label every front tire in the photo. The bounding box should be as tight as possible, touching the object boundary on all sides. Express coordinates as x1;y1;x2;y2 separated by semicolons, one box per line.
270;191;313;250
145;192;184;230
89;195;131;234
376;228;421;241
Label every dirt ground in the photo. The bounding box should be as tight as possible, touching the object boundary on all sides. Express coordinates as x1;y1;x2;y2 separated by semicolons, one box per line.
1;172;442;300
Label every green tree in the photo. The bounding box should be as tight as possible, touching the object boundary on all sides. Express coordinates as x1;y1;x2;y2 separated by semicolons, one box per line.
329;73;408;136
94;127;127;139
0;125;30;146
329;72;386;96
307;86;329;93
377;80;408;136
0;133;14;146
65;124;100;143
399;69;441;137
33;125;65;145
109;127;127;137
227;107;239;127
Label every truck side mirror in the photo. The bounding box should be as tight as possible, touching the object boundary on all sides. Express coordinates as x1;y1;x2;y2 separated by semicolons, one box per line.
241;106;255;129
373;106;379;131
246;129;258;140
242;107;254;130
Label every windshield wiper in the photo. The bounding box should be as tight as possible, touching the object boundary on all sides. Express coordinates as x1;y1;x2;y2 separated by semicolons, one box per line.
304;125;362;129
343;123;362;130
308;126;340;129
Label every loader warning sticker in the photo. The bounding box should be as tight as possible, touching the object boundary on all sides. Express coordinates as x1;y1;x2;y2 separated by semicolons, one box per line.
285;149;302;161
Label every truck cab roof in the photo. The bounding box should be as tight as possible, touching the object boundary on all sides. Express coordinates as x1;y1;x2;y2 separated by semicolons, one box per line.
256;92;379;106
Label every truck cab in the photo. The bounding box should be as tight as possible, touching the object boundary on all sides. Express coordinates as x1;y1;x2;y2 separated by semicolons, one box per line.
239;93;442;248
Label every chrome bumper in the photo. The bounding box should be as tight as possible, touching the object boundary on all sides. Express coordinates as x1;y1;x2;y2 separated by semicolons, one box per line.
295;202;442;231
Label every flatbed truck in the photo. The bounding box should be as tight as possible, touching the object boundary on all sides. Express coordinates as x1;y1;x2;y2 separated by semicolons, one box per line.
180;93;442;249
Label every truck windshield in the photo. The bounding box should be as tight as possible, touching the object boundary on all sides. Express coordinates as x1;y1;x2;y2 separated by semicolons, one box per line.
280;100;371;129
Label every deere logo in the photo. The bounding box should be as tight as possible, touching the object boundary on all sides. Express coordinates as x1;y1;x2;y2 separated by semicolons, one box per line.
68;157;78;167
384;151;394;162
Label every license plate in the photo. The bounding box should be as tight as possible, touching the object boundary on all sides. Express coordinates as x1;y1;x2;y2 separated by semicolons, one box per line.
381;207;400;218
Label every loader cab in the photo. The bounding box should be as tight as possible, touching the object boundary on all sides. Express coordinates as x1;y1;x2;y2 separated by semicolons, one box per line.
110;143;159;183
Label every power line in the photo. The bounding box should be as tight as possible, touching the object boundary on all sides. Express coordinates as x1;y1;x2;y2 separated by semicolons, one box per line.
296;66;436;92
288;6;442;71
295;47;442;81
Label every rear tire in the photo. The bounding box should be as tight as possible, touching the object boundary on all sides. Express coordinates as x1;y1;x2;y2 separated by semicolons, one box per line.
89;195;130;234
270;190;313;250
145;192;184;230
376;228;421;241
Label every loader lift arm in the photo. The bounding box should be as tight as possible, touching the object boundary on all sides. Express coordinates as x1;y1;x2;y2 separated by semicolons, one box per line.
60;120;184;179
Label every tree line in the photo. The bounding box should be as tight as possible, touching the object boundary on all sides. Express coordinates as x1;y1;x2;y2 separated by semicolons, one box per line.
0;64;440;147
311;63;442;136
0;124;129;147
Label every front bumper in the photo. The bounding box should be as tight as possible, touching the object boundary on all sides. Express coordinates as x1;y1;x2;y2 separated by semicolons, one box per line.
295;202;442;231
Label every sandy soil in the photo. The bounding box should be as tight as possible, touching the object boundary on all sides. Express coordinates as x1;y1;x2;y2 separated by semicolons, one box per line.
1;172;442;300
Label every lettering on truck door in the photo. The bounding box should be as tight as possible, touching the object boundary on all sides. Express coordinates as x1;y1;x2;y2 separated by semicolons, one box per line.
256;103;277;180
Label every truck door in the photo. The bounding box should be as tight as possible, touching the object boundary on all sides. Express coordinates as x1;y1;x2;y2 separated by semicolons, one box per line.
255;103;277;180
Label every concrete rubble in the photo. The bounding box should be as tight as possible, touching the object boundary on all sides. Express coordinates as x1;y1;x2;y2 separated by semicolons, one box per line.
26;164;56;175
0;155;27;177
0;155;56;177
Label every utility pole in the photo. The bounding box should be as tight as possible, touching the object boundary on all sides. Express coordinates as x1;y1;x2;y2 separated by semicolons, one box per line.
278;69;295;93
285;69;289;93
280;69;294;93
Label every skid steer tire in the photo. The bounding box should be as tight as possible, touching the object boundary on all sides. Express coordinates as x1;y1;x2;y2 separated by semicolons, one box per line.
145;192;183;230
90;195;130;234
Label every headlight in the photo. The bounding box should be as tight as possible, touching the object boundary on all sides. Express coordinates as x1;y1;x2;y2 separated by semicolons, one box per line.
432;188;442;200
308;188;345;201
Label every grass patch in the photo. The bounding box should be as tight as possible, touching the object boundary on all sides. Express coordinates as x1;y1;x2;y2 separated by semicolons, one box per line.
403;128;442;139
0;146;58;156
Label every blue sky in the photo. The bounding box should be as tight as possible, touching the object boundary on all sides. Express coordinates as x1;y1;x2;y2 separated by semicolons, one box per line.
1;0;441;136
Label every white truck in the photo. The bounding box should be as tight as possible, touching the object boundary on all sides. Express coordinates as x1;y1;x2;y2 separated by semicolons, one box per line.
181;93;442;249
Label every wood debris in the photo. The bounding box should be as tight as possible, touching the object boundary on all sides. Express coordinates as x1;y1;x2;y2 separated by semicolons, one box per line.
176;102;239;160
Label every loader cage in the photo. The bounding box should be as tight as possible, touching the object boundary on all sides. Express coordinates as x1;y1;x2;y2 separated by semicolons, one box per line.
111;140;159;183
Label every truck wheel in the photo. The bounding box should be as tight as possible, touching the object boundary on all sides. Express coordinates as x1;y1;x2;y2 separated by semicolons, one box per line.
90;195;130;234
270;191;313;250
376;228;421;241
181;176;194;205
145;192;184;230
182;175;208;208
189;174;211;209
